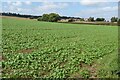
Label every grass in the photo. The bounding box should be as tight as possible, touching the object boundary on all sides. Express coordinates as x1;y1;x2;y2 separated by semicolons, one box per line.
2;17;118;78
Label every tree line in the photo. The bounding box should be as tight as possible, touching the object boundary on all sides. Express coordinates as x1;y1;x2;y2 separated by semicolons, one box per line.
1;12;80;21
37;14;107;22
38;13;119;22
80;17;118;22
1;12;41;19
1;12;119;22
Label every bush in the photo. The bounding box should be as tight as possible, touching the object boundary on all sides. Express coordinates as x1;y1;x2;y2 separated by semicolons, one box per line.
68;18;74;22
37;17;42;21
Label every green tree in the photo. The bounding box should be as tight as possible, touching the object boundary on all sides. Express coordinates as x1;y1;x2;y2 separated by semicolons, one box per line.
48;13;60;22
80;18;85;21
88;17;94;22
41;14;49;21
111;17;118;22
38;13;60;22
96;18;105;21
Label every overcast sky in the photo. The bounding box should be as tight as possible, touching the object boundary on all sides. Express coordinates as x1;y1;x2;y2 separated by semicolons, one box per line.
1;0;119;20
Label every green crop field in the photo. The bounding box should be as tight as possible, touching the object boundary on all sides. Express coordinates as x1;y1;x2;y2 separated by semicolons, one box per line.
2;17;118;78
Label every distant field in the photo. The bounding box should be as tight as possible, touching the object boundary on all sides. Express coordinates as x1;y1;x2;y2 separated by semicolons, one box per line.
0;16;37;20
2;17;118;78
58;21;117;26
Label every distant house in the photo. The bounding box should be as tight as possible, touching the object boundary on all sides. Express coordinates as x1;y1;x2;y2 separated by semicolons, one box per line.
59;18;80;22
74;19;80;21
59;19;69;22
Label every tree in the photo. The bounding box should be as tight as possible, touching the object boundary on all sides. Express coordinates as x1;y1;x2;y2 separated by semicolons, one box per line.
37;13;60;22
48;13;60;22
96;18;105;21
2;12;41;19
41;14;49;21
88;17;94;22
80;18;84;21
111;17;118;22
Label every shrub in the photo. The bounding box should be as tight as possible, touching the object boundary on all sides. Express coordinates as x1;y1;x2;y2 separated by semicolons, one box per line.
37;17;42;21
68;18;74;22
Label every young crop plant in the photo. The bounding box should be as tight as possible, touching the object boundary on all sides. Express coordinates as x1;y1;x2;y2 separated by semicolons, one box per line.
2;17;118;78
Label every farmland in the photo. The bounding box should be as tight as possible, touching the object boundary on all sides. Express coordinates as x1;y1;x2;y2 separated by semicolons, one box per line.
2;17;118;78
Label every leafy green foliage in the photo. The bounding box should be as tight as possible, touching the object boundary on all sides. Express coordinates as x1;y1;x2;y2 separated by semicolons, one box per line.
88;17;94;22
96;18;105;21
2;17;118;78
37;13;60;22
48;13;60;22
80;69;90;78
111;17;118;22
41;14;49;21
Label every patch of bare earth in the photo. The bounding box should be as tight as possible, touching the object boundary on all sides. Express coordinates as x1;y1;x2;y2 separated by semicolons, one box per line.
59;60;68;68
80;62;98;78
17;48;36;54
0;55;6;61
43;29;52;30
1;16;36;21
70;62;98;78
70;72;82;78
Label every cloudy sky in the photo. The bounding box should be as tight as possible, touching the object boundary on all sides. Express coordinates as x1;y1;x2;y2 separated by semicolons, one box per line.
2;0;119;20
